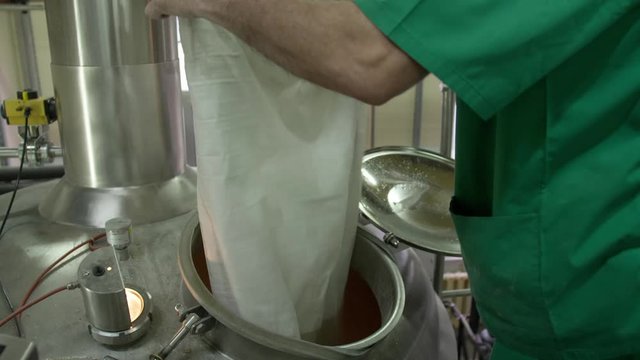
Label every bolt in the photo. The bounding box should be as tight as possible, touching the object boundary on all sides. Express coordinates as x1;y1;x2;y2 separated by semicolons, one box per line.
384;233;400;247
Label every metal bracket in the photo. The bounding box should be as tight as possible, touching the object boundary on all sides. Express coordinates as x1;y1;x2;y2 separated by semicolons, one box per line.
149;304;215;360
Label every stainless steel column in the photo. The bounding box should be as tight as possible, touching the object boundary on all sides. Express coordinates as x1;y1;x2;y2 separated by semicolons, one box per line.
39;0;196;227
434;83;457;294
14;10;40;92
440;84;456;158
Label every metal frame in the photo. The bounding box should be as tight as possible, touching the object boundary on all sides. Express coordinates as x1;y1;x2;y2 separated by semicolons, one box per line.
0;4;44;12
1;2;48;166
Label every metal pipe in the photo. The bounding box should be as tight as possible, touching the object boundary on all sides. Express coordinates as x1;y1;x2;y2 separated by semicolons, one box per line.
15;10;41;92
433;83;457;294
0;166;64;181
441;288;472;298
369;106;376;148
439;84;456;158
0;4;45;12
0;146;63;159
433;254;445;294
412;81;424;147
51;147;63;158
0;148;18;159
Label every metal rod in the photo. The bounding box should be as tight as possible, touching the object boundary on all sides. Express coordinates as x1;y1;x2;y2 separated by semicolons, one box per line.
150;313;200;360
412;81;424;147
0;148;18;159
0;166;64;181
441;288;472;298
51;147;63;158
0;146;63;159
433;254;445;294
0;4;44;12
440;83;456;158
369;106;376;148
434;84;458;294
15;10;41;92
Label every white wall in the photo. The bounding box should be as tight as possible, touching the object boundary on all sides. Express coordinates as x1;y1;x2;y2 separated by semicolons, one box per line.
371;74;445;152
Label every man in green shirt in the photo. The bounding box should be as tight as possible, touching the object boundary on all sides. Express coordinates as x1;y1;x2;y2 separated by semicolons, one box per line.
147;0;640;359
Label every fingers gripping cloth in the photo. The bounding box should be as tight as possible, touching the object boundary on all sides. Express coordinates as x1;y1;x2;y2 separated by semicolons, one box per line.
180;19;366;340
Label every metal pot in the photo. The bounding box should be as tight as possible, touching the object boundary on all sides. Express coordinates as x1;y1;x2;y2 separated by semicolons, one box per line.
178;214;410;360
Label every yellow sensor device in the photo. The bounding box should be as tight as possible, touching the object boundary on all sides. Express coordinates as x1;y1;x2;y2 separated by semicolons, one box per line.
0;90;57;126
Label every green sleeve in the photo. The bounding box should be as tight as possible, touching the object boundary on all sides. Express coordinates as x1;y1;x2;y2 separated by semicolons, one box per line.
355;0;637;119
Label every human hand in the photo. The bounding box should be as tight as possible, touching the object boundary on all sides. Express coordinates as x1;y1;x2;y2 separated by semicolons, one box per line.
145;0;206;19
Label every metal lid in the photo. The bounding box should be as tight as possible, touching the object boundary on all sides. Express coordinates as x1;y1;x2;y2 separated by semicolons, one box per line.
360;146;460;256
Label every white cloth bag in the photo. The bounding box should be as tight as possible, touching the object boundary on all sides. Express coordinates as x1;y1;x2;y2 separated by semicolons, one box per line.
180;19;366;339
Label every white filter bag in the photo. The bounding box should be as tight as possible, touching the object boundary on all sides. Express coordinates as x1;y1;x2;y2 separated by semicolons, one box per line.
180;19;366;340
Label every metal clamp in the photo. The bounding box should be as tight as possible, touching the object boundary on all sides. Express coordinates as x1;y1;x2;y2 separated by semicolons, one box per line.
149;304;215;360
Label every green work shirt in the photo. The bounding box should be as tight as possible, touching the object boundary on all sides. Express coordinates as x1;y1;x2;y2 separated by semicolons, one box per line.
354;1;640;359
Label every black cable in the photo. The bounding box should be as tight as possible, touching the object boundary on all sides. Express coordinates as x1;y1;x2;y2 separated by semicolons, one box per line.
0;108;30;237
0;110;30;336
0;279;21;336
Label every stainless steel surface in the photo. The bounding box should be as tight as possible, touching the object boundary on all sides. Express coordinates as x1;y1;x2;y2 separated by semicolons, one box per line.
88;285;153;346
0;334;38;360
0;181;214;358
40;0;196;227
106;218;133;260
439;84;456;159
179;215;405;360
0;181;456;359
178;214;456;360
0;4;44;12
45;0;177;66
50;62;186;188
39;167;196;227
434;84;458;293
78;248;131;332
106;218;132;249
360;146;460;256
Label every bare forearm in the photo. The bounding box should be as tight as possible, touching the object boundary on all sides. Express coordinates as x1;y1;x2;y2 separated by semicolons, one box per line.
199;0;426;104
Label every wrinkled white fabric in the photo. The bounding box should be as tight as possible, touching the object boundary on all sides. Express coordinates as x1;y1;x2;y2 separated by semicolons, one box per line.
180;19;366;339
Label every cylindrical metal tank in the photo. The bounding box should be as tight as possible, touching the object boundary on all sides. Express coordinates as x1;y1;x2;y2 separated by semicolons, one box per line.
178;215;456;360
77;249;131;332
39;0;196;227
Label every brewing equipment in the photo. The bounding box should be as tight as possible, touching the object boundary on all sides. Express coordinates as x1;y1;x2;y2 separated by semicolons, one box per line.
38;0;196;228
0;1;458;358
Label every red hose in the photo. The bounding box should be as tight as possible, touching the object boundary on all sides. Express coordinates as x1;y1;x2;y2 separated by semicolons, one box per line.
0;285;67;328
19;233;106;309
